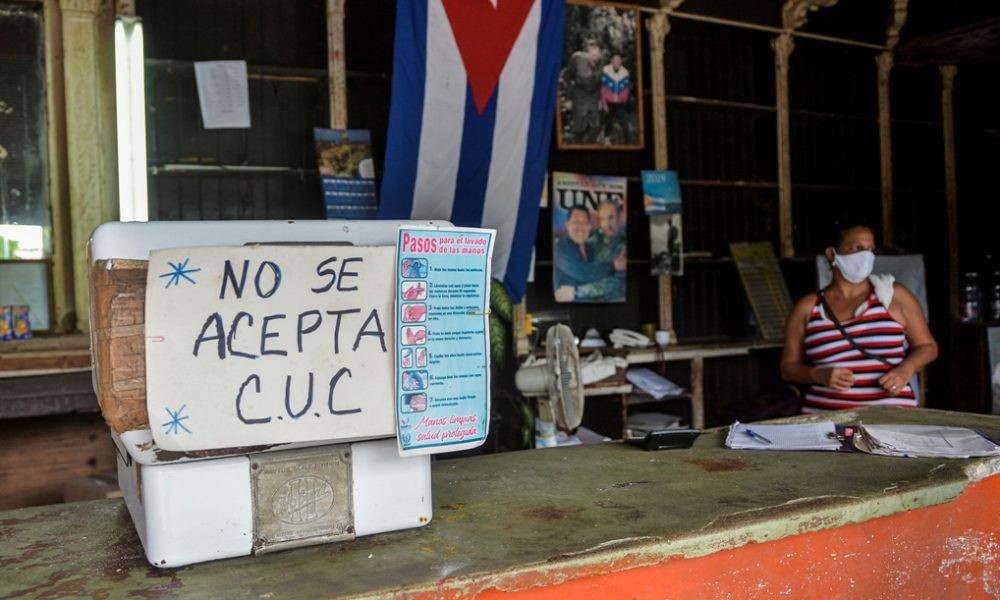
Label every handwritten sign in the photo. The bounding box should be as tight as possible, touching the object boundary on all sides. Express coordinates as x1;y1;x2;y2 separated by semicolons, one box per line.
145;245;396;451
395;227;494;457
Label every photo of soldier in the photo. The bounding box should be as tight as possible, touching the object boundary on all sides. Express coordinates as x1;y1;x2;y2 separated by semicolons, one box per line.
650;213;683;277
557;3;643;149
560;39;603;144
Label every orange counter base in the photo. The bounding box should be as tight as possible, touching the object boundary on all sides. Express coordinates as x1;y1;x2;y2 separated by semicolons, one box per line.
470;474;1000;600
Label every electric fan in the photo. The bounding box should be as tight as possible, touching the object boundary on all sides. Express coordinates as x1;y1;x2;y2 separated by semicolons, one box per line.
515;324;585;436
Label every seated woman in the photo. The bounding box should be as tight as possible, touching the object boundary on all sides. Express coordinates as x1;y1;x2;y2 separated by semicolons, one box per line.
781;219;938;412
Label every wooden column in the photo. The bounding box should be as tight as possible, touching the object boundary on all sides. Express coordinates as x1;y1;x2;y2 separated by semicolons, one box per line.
648;12;670;171
876;51;895;248
690;356;704;429
513;300;529;358
327;0;348;129
773;0;840;258
772;32;795;258
61;0;120;333
876;0;909;249
647;11;678;338
44;0;74;332
940;65;958;321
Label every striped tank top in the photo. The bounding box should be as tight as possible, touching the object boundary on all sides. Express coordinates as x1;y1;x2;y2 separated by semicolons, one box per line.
803;291;915;411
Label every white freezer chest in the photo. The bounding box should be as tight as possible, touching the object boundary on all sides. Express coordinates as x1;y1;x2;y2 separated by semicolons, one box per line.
90;220;446;567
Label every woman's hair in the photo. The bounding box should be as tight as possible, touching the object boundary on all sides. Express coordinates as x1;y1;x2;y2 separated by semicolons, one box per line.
828;216;875;249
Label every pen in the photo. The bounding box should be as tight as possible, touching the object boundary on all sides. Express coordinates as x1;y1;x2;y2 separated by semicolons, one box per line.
744;428;773;445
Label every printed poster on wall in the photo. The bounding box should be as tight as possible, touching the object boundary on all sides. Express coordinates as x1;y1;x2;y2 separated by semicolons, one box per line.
395;226;495;457
551;172;627;303
643;170;683;277
145;245;396;451
641;170;681;215
315;128;378;219
650;214;683;276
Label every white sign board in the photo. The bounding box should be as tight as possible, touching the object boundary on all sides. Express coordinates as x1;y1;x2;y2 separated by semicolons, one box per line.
145;245;396;451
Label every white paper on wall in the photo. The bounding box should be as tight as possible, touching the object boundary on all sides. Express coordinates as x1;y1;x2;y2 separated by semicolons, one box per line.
194;60;252;129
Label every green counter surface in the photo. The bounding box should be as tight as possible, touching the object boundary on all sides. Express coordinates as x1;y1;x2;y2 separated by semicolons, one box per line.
2;406;999;598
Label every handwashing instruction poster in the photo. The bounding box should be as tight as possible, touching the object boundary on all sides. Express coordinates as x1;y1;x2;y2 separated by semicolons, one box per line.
395;226;495;457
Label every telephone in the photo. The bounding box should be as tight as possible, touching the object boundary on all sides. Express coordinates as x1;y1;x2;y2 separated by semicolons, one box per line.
609;328;651;348
626;428;701;451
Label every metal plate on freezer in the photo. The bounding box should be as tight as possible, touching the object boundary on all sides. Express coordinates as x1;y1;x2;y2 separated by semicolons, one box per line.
251;445;355;552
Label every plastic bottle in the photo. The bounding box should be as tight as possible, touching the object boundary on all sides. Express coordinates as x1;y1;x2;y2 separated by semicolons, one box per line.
991;271;1000;321
960;271;983;324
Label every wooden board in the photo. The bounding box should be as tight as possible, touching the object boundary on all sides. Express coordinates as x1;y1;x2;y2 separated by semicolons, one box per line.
89;259;149;433
0;413;117;510
729;242;793;341
0;371;99;419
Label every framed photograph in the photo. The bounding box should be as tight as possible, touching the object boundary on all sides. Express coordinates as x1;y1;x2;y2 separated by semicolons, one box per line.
557;1;643;150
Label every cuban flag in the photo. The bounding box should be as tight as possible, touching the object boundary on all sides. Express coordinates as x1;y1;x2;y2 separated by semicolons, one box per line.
378;0;564;302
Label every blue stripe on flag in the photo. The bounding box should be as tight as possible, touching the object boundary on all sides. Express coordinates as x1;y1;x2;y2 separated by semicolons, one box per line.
379;0;564;302
449;86;498;226
504;0;564;301
377;0;428;218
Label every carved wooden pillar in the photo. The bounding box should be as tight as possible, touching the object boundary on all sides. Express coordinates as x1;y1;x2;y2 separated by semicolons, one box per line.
647;11;677;337
877;0;908;249
327;0;348;128
648;12;670;171
61;0;119;332
876;51;894;248
940;65;958;320
772;0;840;259
772;32;795;258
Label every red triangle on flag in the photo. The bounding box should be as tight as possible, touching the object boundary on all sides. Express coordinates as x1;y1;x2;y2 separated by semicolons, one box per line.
441;0;535;115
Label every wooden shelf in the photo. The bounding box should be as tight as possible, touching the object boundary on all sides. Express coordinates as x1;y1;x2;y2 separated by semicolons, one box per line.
626;340;783;365
0;334;92;378
626;393;691;407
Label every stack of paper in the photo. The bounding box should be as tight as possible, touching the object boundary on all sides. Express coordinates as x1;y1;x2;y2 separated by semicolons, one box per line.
626;368;685;400
725;421;843;451
854;424;1000;458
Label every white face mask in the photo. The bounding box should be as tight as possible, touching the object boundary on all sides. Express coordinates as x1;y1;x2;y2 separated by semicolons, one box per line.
833;250;875;284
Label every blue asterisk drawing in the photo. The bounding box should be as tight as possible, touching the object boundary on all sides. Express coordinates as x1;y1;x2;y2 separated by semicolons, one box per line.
162;405;192;435
159;258;202;288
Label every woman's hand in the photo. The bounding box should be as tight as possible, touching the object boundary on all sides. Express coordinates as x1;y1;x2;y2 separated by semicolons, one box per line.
878;366;913;396
813;367;855;391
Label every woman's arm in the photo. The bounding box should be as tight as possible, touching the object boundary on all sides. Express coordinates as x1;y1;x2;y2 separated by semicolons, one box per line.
878;284;939;393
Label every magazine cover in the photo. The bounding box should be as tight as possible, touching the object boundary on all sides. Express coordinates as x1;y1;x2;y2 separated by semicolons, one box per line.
551;172;627;303
641;170;681;215
643;170;683;276
314;128;377;219
650;213;683;276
